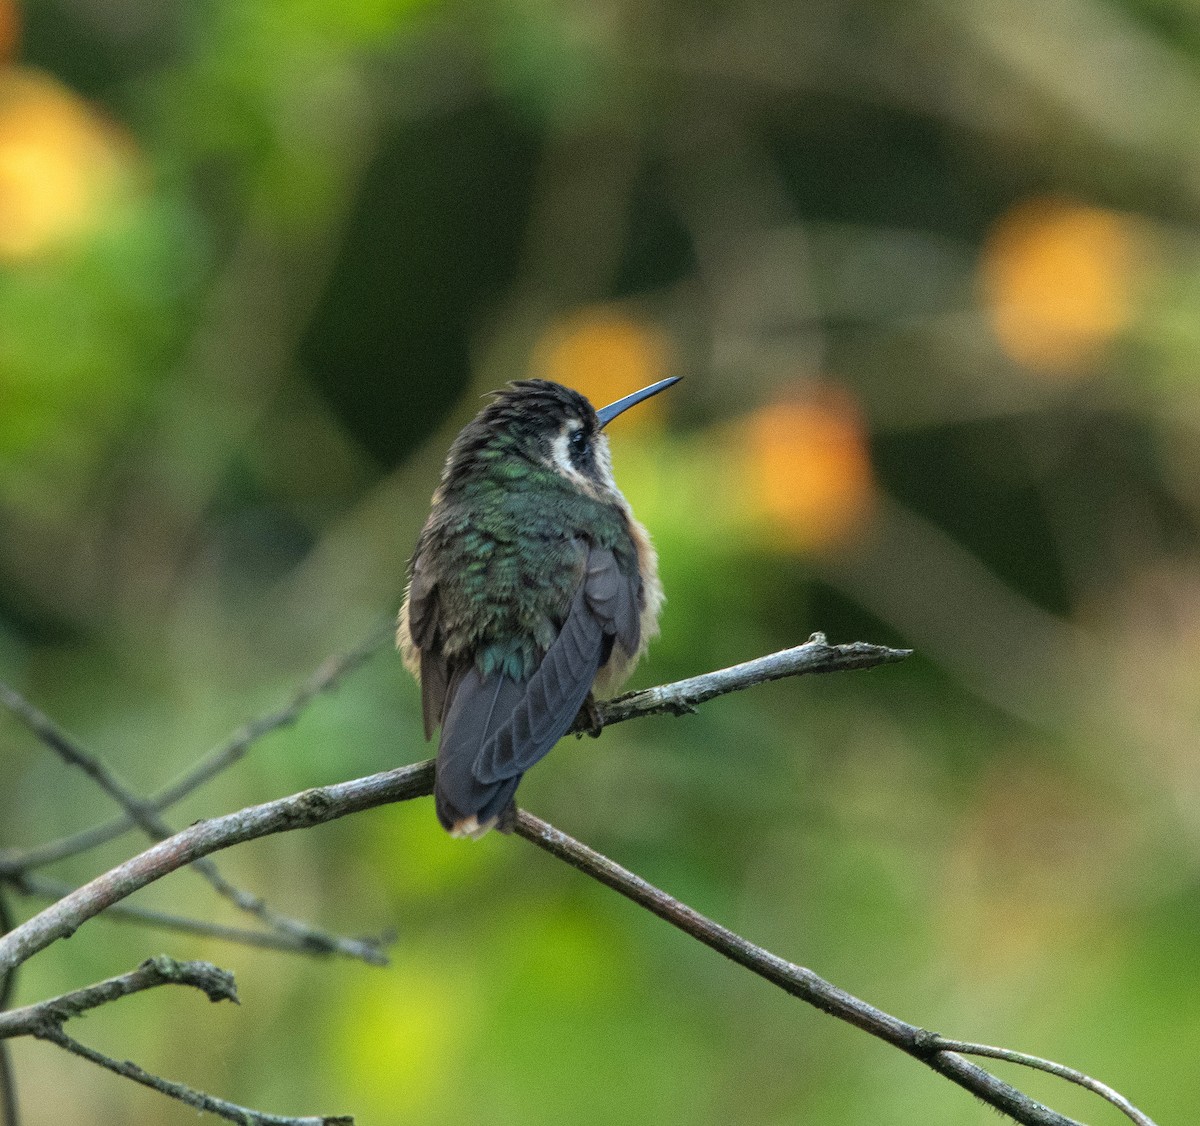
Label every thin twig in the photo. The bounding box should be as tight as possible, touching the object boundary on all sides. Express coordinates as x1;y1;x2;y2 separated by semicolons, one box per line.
0;624;392;874
513;810;1152;1126
6;873;394;959
0;1033;13;1126
37;1026;351;1126
0;891;17;1126
173;857;389;965
0;678;388;966
0;638;905;974
0;956;351;1126
0;680;158;822
928;1038;1157;1126
0;895;16;1013
587;632;911;726
0;955;238;1037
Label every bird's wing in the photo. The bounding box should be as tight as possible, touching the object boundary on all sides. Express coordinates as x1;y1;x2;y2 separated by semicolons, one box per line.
579;538;641;659
468;544;639;785
406;548;449;740
419;649;450;742
434;668;528;831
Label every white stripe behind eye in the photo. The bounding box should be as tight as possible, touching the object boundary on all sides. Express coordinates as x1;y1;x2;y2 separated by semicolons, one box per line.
549;432;576;479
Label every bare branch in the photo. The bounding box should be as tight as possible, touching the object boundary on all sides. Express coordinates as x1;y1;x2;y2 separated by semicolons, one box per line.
512;809;1157;1126
0;956;351;1126
927;1038;1158;1126
0;955;237;1038
6;873;393;959
0;624;392;874
0;677;389;966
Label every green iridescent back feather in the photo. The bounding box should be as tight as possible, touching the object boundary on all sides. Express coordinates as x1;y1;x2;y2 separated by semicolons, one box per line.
412;386;637;682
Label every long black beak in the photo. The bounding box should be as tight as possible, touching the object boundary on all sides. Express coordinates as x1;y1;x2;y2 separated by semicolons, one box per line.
595;376;681;428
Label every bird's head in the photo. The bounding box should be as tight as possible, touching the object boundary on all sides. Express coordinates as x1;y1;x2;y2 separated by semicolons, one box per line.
442;377;679;500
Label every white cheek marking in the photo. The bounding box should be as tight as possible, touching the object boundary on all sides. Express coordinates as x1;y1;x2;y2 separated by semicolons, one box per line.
546;427;618;500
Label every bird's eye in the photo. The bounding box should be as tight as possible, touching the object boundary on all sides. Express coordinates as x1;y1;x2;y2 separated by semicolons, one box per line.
568;428;589;452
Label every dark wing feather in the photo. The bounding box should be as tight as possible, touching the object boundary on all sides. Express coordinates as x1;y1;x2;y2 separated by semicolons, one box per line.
419;649;449;739
471;546;636;785
434;668;526;830
406;550;439;649
581;544;640;658
406;549;449;740
470;584;604;785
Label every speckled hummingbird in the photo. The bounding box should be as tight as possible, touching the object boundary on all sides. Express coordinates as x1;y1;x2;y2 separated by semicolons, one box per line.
398;376;679;838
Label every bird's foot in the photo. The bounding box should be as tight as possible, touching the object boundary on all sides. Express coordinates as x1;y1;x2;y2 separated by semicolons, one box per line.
577;696;604;739
495;803;518;834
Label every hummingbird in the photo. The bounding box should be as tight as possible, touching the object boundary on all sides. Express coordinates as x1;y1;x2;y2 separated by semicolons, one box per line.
398;375;679;838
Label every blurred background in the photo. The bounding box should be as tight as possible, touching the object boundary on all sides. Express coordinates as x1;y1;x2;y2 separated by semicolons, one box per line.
1;0;1199;1121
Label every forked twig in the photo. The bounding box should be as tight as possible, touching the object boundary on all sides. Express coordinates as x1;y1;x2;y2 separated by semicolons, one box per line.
926;1038;1156;1126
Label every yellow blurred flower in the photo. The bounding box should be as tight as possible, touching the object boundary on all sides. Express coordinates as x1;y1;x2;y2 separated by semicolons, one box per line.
0;68;133;260
737;384;876;553
533;306;673;427
979;196;1146;377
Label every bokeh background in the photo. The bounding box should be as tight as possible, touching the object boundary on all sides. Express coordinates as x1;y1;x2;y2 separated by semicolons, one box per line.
2;0;1199;1122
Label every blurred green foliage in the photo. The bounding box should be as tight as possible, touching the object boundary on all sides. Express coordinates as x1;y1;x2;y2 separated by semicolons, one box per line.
3;0;1200;1123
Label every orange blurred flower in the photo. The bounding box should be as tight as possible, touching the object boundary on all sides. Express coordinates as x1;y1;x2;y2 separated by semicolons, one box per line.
738;384;875;553
0;68;132;260
979;196;1146;377
533;306;673;427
